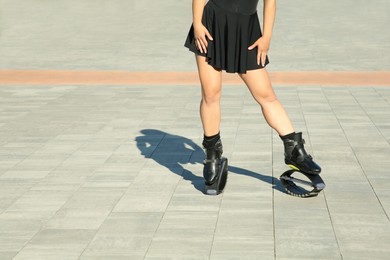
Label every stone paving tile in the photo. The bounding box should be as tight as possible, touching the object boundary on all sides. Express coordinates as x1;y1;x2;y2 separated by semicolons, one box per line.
80;212;162;259
145;211;216;259
5;190;73;214
0;211;53;254
145;237;213;259
273;197;341;259
166;192;222;213
210;237;274;260
44;208;112;230
12;228;96;260
80;257;144;260
215;211;273;238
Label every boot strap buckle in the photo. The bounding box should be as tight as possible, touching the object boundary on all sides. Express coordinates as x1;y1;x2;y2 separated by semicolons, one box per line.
203;159;216;165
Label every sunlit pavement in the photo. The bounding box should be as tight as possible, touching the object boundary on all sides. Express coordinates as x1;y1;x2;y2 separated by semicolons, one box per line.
1;0;390;259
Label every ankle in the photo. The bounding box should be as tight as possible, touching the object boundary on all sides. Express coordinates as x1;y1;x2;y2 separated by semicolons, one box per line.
203;132;221;149
280;132;296;140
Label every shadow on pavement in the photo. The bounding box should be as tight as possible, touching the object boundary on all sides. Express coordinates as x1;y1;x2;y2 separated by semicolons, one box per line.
135;129;285;194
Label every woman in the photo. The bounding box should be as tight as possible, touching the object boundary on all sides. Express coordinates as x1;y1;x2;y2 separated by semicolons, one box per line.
184;0;321;192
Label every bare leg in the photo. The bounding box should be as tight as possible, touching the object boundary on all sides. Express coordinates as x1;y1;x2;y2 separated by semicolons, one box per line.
195;55;229;195
195;54;223;136
238;68;294;136
239;68;322;174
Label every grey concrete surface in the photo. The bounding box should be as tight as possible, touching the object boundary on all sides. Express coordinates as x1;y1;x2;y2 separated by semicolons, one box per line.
0;84;390;259
0;0;389;71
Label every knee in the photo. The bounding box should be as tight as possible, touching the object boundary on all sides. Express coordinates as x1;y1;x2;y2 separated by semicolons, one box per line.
256;92;278;105
202;88;221;105
263;94;278;103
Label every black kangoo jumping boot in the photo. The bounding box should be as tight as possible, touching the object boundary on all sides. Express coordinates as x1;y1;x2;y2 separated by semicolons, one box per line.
202;138;228;195
281;132;321;175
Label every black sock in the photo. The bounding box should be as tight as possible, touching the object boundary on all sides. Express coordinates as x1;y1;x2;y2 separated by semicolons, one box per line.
280;132;296;140
203;132;220;148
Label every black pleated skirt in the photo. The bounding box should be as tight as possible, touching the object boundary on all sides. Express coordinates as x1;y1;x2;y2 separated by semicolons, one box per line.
184;0;270;74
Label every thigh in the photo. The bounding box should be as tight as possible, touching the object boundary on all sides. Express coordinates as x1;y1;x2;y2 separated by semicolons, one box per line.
195;55;222;95
239;68;276;101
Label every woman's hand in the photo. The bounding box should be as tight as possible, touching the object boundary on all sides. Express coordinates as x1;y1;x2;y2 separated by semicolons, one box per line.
248;36;271;66
193;23;213;53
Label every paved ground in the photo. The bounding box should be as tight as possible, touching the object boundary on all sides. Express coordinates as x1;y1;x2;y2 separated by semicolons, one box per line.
1;0;390;259
1;84;390;260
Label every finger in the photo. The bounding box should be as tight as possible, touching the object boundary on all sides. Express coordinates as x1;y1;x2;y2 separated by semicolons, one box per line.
205;30;213;41
248;43;256;50
261;52;267;67
195;39;200;53
201;36;208;48
196;39;203;53
199;39;207;53
257;51;262;66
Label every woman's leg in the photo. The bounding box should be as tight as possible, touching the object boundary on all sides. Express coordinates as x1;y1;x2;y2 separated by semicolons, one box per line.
195;54;223;136
195;55;227;191
239;68;321;174
238;68;294;136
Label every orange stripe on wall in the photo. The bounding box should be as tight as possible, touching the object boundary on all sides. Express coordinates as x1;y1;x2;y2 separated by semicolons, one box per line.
0;70;389;86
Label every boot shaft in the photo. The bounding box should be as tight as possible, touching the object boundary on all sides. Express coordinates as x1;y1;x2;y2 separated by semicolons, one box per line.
281;132;321;175
281;132;308;160
203;138;223;160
